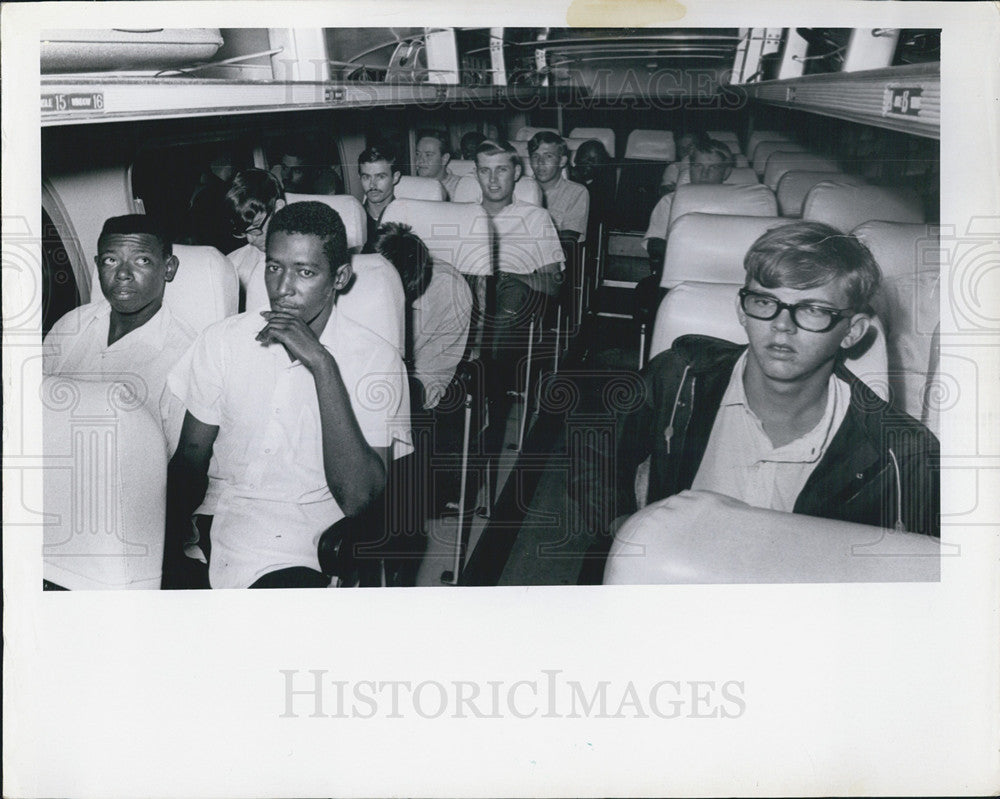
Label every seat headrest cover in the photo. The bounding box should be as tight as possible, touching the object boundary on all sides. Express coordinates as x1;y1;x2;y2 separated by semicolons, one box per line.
89;243;238;334
724;167;760;185
447;159;476;177
569;127;615;157
763;152;840;191
381;198;492;276
852;221;939;284
660;214;795;288
625;129;676;162
513;126;559;141
395;176;447;201
285;192;368;250
803;182;925;232
776;171;867;217
341;252;406;351
668;183;778;230
752;141;808;174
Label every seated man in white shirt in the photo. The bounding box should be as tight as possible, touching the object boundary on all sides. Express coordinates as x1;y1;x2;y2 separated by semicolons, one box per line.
164;201;411;589
527;131;590;248
475;139;566;449
223;168;286;311
43;214;195;454
415;129;461;201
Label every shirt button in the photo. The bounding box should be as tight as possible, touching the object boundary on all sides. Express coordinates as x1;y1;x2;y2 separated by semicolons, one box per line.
264;448;271;454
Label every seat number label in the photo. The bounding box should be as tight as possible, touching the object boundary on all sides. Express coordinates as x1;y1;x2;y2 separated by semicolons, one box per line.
41;93;105;113
883;86;922;117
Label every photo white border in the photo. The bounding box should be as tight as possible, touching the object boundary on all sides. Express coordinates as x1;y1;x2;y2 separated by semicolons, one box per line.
4;2;999;796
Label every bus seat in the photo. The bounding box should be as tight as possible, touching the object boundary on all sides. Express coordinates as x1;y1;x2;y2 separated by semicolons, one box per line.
381;198;492;277
451;174;543;206
777;171;867;217
707;130;742;153
752;141;808;176
763;151;841;192
395;176;446;201
660;213;795;289
511;140;531;169
604;497;940;585
513;126;559;141
803;182;925;232
447;159;476;177
734;153;750;168
746;131;794;162
285;192;368;251
340;253;406;353
569;127;615;158
648;281;889;401
42;376;167;590
89;243;238;334
667;183;778;230
625;129;676;162
855;221;940;421
724;167;760;185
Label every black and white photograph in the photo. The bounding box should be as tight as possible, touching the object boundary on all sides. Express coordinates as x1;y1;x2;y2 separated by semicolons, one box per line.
3;2;998;796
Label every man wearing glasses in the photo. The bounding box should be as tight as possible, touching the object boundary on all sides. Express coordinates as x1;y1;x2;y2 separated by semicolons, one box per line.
224;168;286;311
578;221;939;582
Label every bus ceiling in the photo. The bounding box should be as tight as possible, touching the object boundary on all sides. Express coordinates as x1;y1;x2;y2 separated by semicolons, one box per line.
40;27;938;139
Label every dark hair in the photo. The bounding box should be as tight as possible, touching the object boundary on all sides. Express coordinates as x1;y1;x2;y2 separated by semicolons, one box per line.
98;214;172;256
415;129;450;156
358;144;398;171
225;169;284;233
460;131;487;159
527;130;568;158
692;138;735;169
266;201;349;274
744;221;882;311
573;139;610;166
474;138;518;166
374;222;432;304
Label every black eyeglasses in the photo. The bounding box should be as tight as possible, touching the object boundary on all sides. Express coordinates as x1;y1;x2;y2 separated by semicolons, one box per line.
738;288;855;333
234;210;271;239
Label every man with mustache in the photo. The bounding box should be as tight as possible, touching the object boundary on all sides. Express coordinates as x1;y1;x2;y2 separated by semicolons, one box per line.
358;144;401;254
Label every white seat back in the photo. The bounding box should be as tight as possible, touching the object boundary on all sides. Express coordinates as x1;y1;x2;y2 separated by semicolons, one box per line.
764;152;840;192
395;175;446;201
668;183;778;230
660;213;795;288
707;130;742;153
752;141;807;175
724;167;760;185
649;281;889;400
451;174;544;207
285;192;367;251
513;126;559;141
447;159;476;177
625;129;676;162
777;171;866;217
747;131;794;163
42;376;167;589
854;221;940;421
569;127;615;158
803;182;925;232
89;243;238;334
381;198;492;277
733;153;750;168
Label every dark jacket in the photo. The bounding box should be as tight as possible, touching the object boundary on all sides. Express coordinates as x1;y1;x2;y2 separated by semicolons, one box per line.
608;335;940;537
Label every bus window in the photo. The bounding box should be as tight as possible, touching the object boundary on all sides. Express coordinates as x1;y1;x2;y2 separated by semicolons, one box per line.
41;208;80;335
131;138;255;254
263;132;344;195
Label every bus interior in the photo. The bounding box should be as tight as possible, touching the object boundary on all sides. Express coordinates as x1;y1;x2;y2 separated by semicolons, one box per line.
38;26;943;589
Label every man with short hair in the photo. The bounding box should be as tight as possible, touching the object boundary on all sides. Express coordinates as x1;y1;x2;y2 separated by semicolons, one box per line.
414;129;461;201
164;201;411;589
642;137;735;269
528;131;590;247
475;139;565;449
578;221;940;582
223;168;286;311
358;145;401;253
460;131;486;161
43;214;195;454
659;131;701;195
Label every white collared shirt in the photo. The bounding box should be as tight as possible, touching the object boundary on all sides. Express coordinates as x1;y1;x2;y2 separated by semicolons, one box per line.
167;306;411;588
43;301;195;454
539;175;590;240
691;351;850;511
